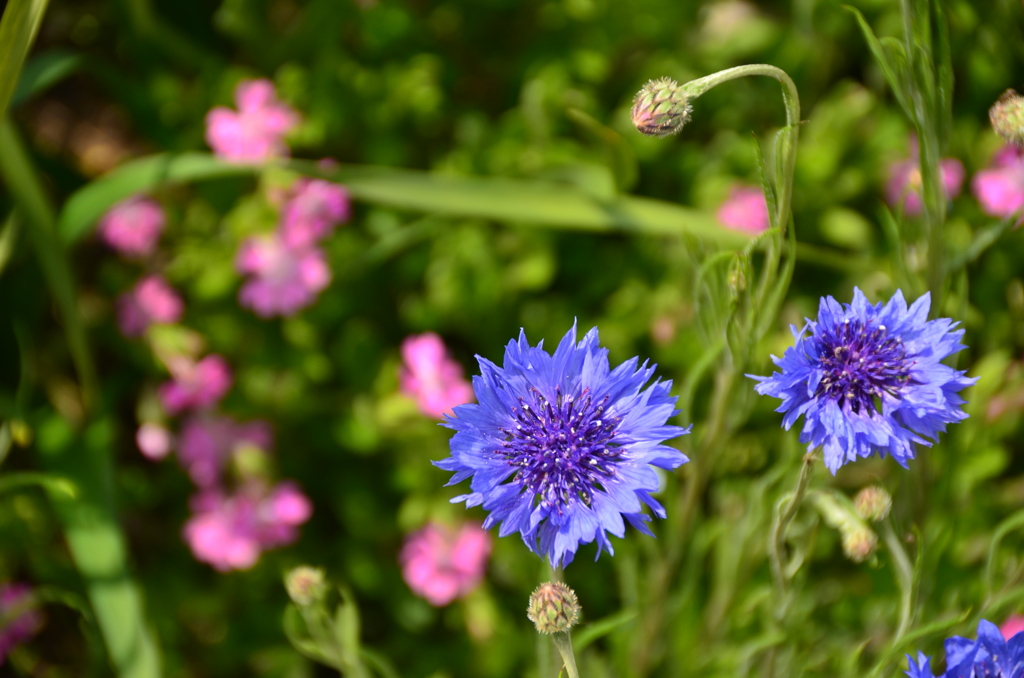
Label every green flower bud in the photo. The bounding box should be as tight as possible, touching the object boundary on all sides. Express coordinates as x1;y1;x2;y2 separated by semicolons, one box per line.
990;89;1024;146
631;77;692;137
285;566;327;606
841;525;878;563
854;486;892;523
527;582;580;635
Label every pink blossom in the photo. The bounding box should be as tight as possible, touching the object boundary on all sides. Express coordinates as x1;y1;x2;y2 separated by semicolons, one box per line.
177;415;272;487
400;523;491;606
236;234;331;317
136;423;173;461
182;482;312;571
97;196;165;257
885;146;965;216
399;333;474;419
0;583;42;665
716;186;770;234
281;178;351;248
158;355;232;415
205;79;299;163
972;145;1024;222
1002;615;1024;640
117;275;184;337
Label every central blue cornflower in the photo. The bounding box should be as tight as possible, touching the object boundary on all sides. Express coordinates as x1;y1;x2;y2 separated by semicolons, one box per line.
751;288;977;474
435;323;690;568
906;620;1024;678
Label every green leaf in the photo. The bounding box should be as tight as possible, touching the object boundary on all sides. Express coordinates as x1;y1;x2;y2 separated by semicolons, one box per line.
0;471;77;498
844;6;913;119
571;609;638;653
57;152;751;249
10;49;82;108
0;0;50;124
945;215;1019;275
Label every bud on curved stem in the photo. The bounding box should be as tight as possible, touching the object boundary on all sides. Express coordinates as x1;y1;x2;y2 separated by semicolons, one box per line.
990;89;1024;147
528;582;581;678
631;77;692;137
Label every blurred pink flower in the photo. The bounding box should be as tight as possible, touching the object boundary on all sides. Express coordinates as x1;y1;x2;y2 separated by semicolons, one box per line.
205;79;299;163
885;143;965;216
158;355;232;415
0;583;42;665
178;415;273;487
97;196;165;257
236;234;331;317
972;145;1024;223
182;482;312;571
716;186;770;234
400;523;491;607
136;423;173;461
117;275;184;337
1002;615;1024;640
400;333;474;419
281;178;351;248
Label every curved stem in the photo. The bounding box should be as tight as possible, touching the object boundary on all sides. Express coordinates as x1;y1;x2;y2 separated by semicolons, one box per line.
769;452;816;615
881;519;914;643
551;632;581;678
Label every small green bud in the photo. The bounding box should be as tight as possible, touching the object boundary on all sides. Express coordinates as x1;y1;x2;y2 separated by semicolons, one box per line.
841;525;878;563
854;486;892;523
631;77;691;137
990;89;1024;146
527;582;580;635
285;566;327;606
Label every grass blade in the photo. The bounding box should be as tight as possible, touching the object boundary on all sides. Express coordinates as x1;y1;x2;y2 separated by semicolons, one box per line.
0;0;50;123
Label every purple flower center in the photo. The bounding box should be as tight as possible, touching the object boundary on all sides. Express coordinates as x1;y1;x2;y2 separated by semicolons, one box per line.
498;387;623;509
816;319;912;414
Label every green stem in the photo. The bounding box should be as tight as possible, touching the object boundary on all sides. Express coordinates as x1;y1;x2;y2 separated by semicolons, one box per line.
769;452;816;614
550;632;581;678
881;518;914;643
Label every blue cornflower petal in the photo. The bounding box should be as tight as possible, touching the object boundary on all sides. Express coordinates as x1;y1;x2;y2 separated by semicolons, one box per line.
907;620;1024;678
435;322;691;568
750;288;977;474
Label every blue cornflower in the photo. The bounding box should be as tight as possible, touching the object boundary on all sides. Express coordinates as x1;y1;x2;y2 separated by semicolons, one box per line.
435;323;690;568
906;620;1024;678
750;288;976;474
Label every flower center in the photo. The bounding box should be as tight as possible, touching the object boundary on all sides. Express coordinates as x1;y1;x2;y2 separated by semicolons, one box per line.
816;319;912;414
498;387;623;509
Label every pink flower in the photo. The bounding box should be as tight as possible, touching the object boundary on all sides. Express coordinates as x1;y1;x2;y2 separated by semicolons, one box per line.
205;79;299;163
236;234;331;317
177;415;272;487
1001;615;1024;640
400;523;491;607
136;423;173;461
0;583;42;665
281;178;351;248
158;355;232;415
97;196;165;257
399;333;474;419
117;275;184;337
182;482;312;571
716;186;770;234
972;145;1024;222
885;143;965;216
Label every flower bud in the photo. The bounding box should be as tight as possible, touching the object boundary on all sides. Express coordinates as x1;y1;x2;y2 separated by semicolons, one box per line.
841;526;878;563
854;486;892;523
285;566;327;606
631;77;691;137
990;89;1024;147
527;582;580;635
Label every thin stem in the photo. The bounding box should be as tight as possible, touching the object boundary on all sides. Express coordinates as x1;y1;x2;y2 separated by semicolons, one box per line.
551;632;581;678
881;518;915;643
769;452;816;612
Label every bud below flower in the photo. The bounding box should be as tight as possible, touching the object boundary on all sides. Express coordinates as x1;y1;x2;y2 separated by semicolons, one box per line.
990;90;1024;147
631;77;691;137
527;582;580;635
854;486;892;523
285;566;327;606
841;526;878;563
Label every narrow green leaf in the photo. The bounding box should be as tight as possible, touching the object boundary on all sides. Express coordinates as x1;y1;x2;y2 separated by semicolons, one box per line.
844;6;914;118
10;49;83;108
571;609;638;652
0;470;77;498
945;216;1019;275
0;0;50;123
0;211;19;276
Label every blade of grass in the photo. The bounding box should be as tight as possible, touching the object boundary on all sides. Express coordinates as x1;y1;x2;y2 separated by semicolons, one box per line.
0;0;50;123
11;49;83;108
0;118;97;407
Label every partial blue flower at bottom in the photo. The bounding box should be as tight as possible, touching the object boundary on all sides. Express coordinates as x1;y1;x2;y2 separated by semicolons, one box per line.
434;323;691;568
750;288;977;474
906;620;1024;678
